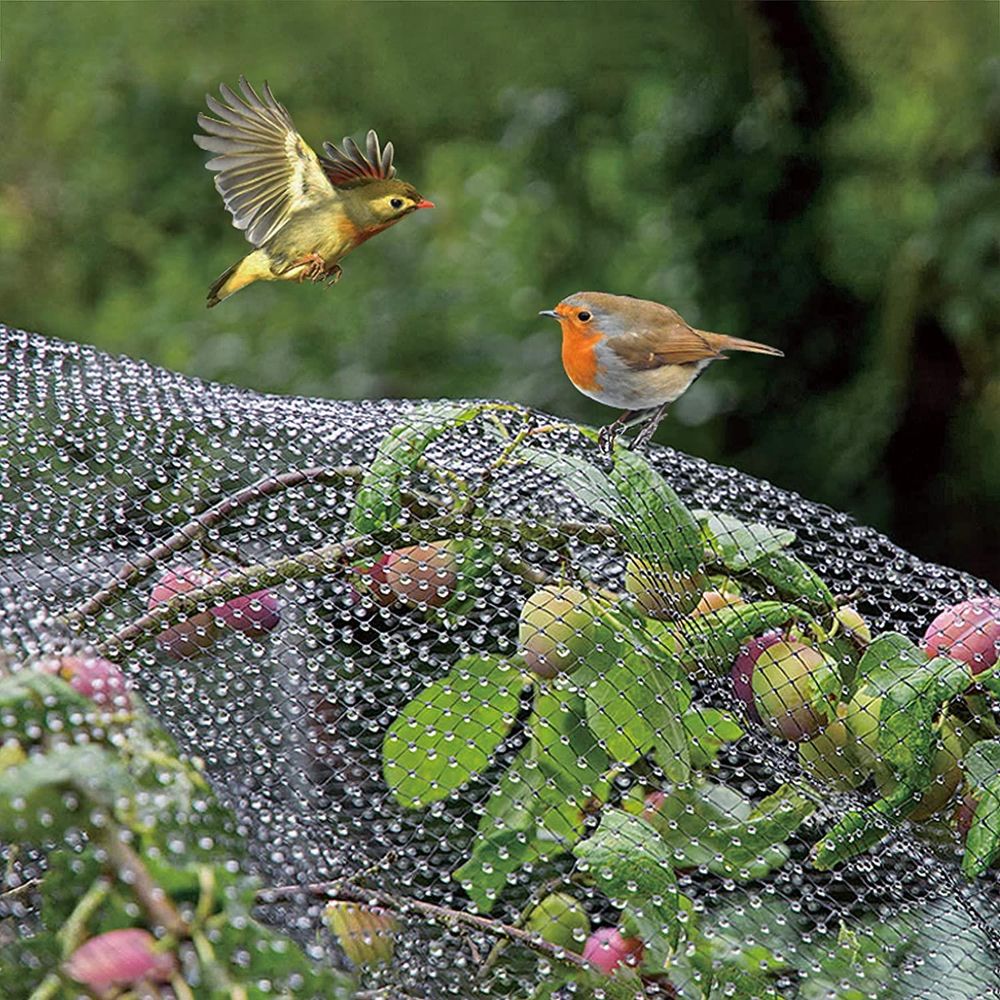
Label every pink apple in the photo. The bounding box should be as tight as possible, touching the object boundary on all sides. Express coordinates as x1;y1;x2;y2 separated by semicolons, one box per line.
923;596;1000;675
42;655;131;710
216;589;281;635
65;929;175;991
582;927;644;974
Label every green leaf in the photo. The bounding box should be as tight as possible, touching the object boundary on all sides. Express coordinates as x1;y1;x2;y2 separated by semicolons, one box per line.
454;826;544;914
574;808;679;949
811;782;915;871
0;745;133;841
585;650;686;779
674;600;812;676
453;741;567;913
696;509;796;571
813;641;970;870
749;551;837;612
683;706;744;770
607;447;703;573
517;446;618;517
382;654;524;808
0;672;97;746
349;401;482;535
531;689;612;841
961;739;1000;877
443;536;498;617
529;966;647;1000
644;781;811;882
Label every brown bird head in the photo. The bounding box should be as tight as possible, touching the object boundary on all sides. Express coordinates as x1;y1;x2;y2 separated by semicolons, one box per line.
539;292;644;342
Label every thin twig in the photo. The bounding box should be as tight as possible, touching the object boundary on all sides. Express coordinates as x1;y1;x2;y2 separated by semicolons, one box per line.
66;466;365;627
478;874;577;976
101;830;188;936
257;881;589;969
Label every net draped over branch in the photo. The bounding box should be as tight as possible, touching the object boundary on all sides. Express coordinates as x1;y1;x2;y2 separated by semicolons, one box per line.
0;324;998;999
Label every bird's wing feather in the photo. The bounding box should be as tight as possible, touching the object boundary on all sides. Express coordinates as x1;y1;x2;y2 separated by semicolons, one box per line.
608;321;725;370
194;77;336;247
320;130;397;188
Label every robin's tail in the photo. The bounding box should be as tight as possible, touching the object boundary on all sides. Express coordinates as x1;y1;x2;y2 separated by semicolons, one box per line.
705;332;784;358
206;250;274;307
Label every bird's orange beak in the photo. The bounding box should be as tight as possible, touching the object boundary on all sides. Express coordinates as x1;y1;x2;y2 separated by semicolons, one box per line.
538;309;561;320
415;199;435;210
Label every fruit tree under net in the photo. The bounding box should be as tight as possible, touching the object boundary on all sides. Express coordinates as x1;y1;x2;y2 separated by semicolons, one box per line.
1;324;999;999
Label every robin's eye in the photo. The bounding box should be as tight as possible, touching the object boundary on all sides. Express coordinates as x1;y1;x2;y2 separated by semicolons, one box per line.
390;197;405;209
577;311;592;322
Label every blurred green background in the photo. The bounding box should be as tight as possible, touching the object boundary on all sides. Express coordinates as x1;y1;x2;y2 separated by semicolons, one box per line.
1;1;997;580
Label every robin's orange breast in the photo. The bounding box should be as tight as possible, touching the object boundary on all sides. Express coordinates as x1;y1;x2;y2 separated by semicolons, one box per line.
560;322;603;393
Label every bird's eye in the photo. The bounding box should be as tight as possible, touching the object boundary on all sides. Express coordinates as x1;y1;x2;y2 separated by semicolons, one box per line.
390;197;405;209
577;310;592;322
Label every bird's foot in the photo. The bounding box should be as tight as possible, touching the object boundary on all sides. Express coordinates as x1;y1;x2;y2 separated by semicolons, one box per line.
598;409;637;457
323;264;343;286
289;253;328;283
632;404;669;449
598;423;621;457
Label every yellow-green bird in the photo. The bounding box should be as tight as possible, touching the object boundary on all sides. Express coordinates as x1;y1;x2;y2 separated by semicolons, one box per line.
195;77;434;307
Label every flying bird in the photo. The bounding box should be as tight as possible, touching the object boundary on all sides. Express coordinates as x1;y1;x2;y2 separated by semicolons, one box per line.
195;77;433;307
540;291;784;452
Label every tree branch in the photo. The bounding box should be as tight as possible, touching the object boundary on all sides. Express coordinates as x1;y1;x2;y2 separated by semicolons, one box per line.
257;880;589;969
95;536;378;658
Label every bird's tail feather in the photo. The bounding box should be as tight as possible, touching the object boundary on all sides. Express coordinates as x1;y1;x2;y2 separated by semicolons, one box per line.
708;333;784;357
206;251;275;307
206;260;241;308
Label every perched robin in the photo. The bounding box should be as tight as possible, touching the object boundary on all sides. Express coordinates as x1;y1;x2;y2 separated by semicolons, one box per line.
539;292;784;451
195;77;433;307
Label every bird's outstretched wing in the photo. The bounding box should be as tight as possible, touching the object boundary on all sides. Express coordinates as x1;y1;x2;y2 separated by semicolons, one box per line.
194;77;336;247
320;131;397;188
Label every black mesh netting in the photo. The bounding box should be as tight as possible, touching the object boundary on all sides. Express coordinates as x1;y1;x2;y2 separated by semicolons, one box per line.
1;324;998;1000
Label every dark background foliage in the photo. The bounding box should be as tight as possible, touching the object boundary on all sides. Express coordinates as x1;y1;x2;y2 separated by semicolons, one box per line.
1;0;996;580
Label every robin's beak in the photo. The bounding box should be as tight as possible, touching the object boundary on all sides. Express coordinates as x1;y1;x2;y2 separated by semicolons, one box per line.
538;309;560;320
415;199;435;210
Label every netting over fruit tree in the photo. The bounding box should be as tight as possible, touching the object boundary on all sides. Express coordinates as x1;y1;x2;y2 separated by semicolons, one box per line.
1;324;999;1000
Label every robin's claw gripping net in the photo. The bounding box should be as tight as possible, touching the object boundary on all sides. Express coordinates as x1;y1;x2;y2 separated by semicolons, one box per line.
1;325;998;999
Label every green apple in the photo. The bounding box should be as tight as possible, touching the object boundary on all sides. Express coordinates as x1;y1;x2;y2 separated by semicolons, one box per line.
524;892;590;952
518;585;595;678
751;639;834;741
624;557;706;619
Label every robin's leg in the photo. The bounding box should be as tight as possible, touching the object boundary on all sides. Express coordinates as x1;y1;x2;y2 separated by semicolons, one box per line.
323;264;343;286
632;403;670;449
598;410;635;455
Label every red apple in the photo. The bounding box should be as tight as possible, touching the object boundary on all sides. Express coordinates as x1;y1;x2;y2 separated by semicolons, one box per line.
954;793;979;841
692;589;745;618
383;541;459;609
730;631;784;724
216;589;281;635
518;585;595;678
923;596;1000;675
149;566;221;659
582;927;644;974
624;558;706;619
